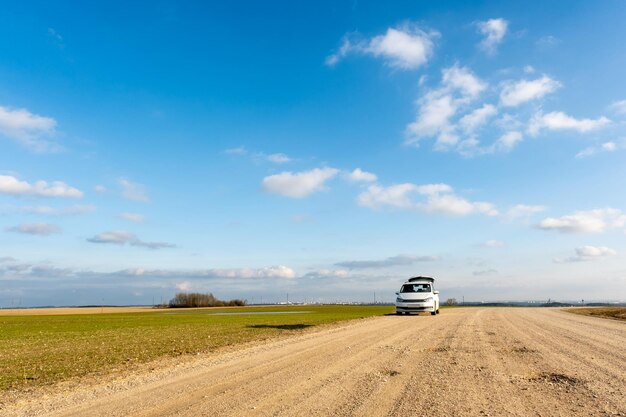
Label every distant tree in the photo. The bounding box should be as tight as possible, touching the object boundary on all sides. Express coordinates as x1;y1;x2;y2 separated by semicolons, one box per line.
445;298;458;306
169;292;247;308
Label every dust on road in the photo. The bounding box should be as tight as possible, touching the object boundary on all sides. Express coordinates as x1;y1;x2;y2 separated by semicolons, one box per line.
4;308;625;416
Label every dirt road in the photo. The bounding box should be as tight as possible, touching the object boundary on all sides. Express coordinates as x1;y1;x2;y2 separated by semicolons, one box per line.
5;308;625;416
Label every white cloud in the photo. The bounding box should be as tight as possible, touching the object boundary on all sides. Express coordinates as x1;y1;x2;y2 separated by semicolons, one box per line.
477;18;508;53
0;106;59;152
441;65;487;99
205;265;296;279
507;204;546;218
87;230;176;249
536;35;560;48
554;246;617;263
327;24;438;70
0;175;83;198
345;168;377;183
265;153;291;163
529;111;610;135
416;183;453;195
17;205;95;215
358;182;498;216
609;99;626;115
261;167;339;198
117;212;144;222
357;183;418;209
335;254;439;269
500;75;561;107
2;262;296;281
94;185;107;194
5;223;60;236
176;281;192;291
407;93;457;144
303;269;350;279
224;146;247;155
416;192;498;216
119;179;149;202
483;240;504;248
538;208;626;233
459;104;498;133
491;131;523;152
406;65;486;148
576;141;624;158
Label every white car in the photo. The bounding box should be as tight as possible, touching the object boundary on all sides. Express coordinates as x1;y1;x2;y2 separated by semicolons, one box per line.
395;276;440;315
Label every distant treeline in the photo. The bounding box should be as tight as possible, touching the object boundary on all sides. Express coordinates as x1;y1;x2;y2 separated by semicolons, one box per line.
169;292;247;308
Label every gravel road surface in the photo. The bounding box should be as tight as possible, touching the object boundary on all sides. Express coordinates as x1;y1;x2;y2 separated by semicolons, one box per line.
5;308;625;417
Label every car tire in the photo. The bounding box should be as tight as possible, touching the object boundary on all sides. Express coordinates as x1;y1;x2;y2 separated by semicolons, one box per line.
430;309;436;316
396;311;402;315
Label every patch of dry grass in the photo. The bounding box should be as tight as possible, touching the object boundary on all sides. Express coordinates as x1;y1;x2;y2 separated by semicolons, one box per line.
565;307;626;322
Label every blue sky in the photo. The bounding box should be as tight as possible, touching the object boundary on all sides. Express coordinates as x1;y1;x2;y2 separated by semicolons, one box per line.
1;1;626;306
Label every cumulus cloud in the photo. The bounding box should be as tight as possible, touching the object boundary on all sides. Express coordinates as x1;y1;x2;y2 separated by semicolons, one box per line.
459;104;498;133
5;223;60;236
357;182;498;216
476;18;508;53
529;111;610;135
1;261;296;281
0;105;59;152
406;65;487;150
538;208;626;233
357;183;418;209
261;167;339;198
345;168;377;183
176;281;192;291
335;254;439;269
119;179;149;202
554;246;617;263
265;153;291;163
609;99;626;115
87;230;176;249
16;205;95;215
576;141;625;158
0;175;83;198
326;24;438;69
303;269;350;279
117;212;144;222
500;75;561;107
491;131;523;152
117;265;296;280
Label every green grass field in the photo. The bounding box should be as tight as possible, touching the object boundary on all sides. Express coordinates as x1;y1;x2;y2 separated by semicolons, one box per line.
565;306;626;322
0;305;392;392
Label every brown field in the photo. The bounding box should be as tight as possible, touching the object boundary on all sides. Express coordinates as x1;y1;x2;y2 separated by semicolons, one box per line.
565;306;626;321
3;307;625;417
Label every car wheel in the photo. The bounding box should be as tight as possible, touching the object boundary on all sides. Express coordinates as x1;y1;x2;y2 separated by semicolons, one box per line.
396;311;402;315
430;309;436;316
